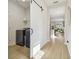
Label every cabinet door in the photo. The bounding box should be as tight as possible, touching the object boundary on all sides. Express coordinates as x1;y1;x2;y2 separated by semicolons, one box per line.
25;29;30;48
16;30;24;46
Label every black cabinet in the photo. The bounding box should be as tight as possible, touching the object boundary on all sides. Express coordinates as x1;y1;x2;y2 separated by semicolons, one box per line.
24;28;30;48
16;28;30;48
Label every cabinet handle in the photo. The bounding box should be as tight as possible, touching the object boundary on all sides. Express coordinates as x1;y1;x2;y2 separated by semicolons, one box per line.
30;28;33;35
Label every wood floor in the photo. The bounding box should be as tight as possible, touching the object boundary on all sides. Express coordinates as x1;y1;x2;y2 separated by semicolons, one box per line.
41;39;70;59
8;39;70;59
8;45;30;59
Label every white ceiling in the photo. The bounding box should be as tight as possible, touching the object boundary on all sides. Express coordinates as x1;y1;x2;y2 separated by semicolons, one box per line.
44;0;66;20
9;0;30;9
45;0;66;7
48;5;65;18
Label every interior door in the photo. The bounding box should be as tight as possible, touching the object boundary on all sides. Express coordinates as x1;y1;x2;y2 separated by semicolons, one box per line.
30;0;43;57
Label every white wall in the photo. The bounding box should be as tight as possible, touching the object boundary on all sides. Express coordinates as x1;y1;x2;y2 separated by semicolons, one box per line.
8;0;29;46
64;2;71;55
25;7;30;28
30;0;50;57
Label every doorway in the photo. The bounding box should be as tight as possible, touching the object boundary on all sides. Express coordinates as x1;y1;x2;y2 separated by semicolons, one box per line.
8;0;30;59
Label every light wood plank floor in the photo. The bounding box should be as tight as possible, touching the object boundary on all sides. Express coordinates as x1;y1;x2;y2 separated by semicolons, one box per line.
8;45;30;59
41;39;70;59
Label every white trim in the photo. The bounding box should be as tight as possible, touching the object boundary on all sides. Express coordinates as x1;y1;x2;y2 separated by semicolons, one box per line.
41;39;50;49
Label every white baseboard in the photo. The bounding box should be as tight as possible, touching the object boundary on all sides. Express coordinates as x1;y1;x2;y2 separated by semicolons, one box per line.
30;41;40;58
8;41;15;46
30;38;50;58
41;39;50;49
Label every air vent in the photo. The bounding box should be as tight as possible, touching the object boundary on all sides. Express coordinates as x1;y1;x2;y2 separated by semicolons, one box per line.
53;1;58;3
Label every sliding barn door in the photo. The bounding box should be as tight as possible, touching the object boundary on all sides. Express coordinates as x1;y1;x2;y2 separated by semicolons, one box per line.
30;0;43;58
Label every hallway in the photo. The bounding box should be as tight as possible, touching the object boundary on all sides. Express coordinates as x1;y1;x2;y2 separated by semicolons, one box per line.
41;39;70;59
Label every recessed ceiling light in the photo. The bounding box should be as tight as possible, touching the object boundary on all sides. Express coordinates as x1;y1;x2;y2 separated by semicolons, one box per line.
22;0;26;2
